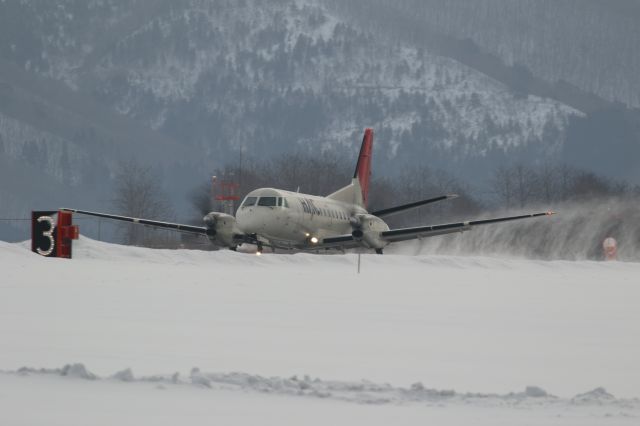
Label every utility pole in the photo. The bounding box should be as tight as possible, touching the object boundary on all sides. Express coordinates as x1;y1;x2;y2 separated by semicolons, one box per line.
239;146;244;193
211;175;217;211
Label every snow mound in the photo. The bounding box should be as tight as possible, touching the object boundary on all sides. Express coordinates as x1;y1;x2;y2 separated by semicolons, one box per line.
525;385;549;398
572;387;616;405
111;368;135;382
17;363;97;380
6;364;639;411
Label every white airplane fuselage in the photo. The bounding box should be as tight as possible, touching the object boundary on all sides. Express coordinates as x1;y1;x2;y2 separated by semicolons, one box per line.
235;187;389;249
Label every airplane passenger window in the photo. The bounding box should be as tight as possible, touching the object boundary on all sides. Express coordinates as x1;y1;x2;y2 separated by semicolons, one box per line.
258;197;277;206
243;197;257;207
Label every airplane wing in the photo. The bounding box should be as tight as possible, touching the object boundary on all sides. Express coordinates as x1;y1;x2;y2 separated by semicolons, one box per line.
380;212;553;243
61;208;279;250
60;208;215;236
320;211;555;249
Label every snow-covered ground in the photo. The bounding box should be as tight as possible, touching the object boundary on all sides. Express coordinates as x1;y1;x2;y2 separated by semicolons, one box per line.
1;237;639;425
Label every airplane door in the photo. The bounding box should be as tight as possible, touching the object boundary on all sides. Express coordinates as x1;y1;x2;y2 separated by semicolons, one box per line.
283;198;291;228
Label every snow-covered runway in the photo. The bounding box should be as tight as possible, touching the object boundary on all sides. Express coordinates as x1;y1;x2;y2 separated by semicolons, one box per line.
1;238;639;424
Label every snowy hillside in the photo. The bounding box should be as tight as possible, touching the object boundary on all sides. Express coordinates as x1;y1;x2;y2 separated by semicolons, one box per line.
1;237;639;424
89;0;575;157
373;0;640;109
0;0;578;162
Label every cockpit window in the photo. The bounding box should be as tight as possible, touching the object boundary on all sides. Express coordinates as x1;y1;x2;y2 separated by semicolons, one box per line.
258;196;277;206
242;197;257;207
276;197;289;208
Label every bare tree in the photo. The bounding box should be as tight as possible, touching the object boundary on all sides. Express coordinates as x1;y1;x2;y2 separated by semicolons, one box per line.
112;159;174;246
189;180;214;218
491;163;540;208
512;163;538;208
537;162;558;204
491;164;515;208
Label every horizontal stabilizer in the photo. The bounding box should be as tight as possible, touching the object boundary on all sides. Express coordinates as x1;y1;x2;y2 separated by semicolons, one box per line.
371;194;458;218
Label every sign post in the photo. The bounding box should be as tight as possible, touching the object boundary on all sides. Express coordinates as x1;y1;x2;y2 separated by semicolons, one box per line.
31;210;79;258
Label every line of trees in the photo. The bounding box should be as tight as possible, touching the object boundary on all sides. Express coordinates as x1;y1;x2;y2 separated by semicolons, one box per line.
489;162;634;209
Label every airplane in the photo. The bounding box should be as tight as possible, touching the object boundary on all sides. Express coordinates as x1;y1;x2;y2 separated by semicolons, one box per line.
62;128;555;254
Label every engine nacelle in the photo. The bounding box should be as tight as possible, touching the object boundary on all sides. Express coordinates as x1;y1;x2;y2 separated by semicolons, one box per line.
351;214;390;250
203;212;237;247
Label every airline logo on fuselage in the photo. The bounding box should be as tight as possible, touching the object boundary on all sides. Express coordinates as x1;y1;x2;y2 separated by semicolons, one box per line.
299;198;321;215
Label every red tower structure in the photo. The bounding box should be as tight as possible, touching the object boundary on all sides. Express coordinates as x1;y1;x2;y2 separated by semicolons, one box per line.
211;176;240;215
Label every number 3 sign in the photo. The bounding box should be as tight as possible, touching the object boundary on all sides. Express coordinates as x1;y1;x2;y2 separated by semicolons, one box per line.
31;210;79;258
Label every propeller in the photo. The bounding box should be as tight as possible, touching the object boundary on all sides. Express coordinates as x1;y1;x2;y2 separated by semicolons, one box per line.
349;216;364;241
202;212;218;238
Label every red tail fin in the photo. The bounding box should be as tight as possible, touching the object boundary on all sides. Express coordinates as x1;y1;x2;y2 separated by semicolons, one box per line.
353;128;373;208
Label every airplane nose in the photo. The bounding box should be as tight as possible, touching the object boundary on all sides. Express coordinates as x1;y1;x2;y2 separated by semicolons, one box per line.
236;208;258;233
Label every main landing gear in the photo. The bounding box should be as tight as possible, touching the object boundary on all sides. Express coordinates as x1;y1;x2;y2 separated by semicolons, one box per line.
375;248;384;255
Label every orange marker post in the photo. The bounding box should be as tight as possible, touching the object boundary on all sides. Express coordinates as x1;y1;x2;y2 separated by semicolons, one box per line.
602;237;617;261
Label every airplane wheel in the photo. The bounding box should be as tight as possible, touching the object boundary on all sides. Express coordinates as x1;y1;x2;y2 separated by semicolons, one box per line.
375;248;384;255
